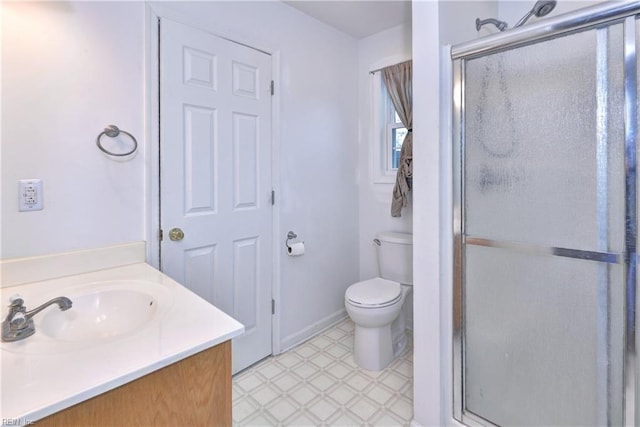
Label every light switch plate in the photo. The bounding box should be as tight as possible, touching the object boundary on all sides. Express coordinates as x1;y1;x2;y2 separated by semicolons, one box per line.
19;179;43;211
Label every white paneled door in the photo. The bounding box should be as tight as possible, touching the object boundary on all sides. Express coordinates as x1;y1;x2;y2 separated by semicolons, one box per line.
159;18;273;373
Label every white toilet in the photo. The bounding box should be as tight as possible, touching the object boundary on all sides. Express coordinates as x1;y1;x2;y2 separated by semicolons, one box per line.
344;231;413;370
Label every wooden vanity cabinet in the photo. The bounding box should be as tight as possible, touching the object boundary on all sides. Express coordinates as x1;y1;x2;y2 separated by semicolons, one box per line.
37;341;231;426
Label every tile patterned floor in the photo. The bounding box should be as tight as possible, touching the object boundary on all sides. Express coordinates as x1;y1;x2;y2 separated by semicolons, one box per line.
233;318;413;426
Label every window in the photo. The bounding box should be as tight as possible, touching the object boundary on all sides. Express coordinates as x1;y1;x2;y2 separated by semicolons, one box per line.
382;79;407;172
370;60;410;184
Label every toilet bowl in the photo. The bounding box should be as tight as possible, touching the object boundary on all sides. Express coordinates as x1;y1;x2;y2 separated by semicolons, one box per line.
345;279;411;370
344;232;413;371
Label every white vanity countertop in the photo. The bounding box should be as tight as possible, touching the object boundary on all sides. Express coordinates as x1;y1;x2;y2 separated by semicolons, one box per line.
0;262;244;423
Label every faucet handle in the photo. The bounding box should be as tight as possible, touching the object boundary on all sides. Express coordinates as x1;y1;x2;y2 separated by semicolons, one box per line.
9;294;24;307
9;312;27;330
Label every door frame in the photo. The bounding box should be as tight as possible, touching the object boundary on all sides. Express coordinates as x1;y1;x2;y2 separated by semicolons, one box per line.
144;3;283;355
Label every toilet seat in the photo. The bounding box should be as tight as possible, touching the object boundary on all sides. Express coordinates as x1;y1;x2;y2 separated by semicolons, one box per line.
346;278;402;308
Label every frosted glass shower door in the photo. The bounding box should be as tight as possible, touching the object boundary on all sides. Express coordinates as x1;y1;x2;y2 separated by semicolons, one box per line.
456;23;629;426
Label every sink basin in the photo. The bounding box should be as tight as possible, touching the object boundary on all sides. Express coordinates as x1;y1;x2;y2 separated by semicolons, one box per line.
1;280;172;354
39;289;159;341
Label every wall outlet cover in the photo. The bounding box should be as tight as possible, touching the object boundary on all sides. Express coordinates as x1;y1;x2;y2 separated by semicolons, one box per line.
19;179;43;211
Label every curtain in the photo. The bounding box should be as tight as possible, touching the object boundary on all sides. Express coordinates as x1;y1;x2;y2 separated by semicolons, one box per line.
382;60;412;217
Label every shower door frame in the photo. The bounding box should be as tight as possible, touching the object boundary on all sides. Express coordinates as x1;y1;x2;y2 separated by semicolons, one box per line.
452;2;640;426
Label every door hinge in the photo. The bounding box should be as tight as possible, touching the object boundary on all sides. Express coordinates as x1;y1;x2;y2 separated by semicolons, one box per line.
271;189;275;205
270;80;274;96
271;299;275;315
158;229;163;241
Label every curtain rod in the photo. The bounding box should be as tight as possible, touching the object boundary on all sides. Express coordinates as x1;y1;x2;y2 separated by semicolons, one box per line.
368;59;412;75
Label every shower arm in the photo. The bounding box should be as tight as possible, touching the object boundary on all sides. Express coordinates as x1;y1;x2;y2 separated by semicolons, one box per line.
476;18;509;32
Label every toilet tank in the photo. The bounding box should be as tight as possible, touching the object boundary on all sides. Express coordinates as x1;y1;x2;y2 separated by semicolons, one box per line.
375;231;413;285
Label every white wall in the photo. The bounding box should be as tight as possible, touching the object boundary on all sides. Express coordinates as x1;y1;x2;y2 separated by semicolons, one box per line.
1;1;146;259
357;23;413;282
411;2;444;425
2;1;360;352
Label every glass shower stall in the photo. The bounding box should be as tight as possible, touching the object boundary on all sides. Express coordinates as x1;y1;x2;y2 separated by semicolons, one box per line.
452;2;640;425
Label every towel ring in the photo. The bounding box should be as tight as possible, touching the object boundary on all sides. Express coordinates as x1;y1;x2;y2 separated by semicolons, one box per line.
96;125;138;157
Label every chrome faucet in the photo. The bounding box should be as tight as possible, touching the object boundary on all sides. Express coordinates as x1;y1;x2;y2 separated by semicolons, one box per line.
2;296;73;342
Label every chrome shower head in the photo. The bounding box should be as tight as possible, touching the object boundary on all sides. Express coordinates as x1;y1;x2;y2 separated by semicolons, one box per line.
514;0;557;28
533;0;557;17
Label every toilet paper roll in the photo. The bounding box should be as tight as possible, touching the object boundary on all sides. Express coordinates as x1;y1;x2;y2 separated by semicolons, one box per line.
287;242;305;256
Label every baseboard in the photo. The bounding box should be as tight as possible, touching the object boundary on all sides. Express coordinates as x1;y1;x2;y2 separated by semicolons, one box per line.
278;309;348;354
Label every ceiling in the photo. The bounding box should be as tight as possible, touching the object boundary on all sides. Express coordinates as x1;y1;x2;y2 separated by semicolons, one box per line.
282;1;412;39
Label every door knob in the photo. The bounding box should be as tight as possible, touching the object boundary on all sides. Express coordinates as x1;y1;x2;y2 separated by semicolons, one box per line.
168;227;185;241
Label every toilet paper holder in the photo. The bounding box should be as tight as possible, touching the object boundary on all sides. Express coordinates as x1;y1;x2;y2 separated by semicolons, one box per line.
285;231;297;249
286;231;305;256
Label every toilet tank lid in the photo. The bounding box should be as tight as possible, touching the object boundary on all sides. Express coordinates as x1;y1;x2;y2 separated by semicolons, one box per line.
377;231;412;245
